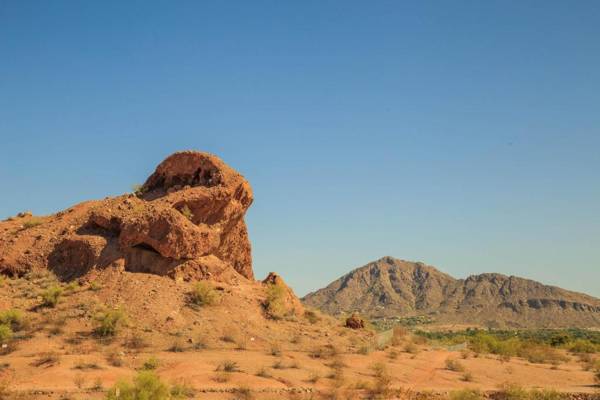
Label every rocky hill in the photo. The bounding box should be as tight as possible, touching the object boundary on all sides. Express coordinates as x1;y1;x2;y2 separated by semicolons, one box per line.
0;151;255;282
302;256;600;328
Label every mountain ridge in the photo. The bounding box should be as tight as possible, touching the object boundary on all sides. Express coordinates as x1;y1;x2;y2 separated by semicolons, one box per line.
302;256;600;328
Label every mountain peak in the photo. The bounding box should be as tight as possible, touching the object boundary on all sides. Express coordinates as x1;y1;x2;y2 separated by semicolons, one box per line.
303;257;600;328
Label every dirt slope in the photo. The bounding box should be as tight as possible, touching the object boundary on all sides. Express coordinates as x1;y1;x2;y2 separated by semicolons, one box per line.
303;256;600;328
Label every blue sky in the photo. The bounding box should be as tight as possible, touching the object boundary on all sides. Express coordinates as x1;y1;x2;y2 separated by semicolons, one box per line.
1;1;599;297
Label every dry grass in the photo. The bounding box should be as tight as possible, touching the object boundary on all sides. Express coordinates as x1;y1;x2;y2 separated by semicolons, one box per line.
216;360;241;373
32;352;60;367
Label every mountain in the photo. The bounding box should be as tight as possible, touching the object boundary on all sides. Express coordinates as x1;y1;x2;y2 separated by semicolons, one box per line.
302;256;600;328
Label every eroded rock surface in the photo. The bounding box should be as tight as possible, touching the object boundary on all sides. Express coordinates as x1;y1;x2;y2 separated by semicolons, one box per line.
0;151;254;281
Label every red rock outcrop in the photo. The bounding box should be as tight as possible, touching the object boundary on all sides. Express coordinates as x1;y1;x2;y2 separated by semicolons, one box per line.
0;151;254;282
345;313;365;329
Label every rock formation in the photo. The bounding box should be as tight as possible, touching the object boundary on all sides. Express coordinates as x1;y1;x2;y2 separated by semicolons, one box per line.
0;151;254;282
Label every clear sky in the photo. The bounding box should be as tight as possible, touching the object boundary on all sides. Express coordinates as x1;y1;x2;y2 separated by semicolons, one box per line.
1;1;599;297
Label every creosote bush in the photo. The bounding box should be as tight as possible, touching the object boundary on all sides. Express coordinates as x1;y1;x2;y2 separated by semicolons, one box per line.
189;281;219;306
106;370;169;400
142;356;160;371
0;325;13;343
41;286;63;308
264;284;287;320
94;308;127;337
0;309;25;331
450;389;483;400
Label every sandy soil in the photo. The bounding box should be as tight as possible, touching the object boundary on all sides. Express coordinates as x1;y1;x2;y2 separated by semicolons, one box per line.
0;270;598;399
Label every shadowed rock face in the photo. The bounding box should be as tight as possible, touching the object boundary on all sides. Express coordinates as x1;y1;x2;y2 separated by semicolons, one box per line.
0;151;254;282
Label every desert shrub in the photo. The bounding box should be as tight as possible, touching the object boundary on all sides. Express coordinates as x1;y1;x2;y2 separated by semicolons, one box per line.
41;286;63;307
403;342;419;354
65;281;80;293
216;360;240;373
212;371;230;383
142;356;160;371
94;308;127;337
461;371;474;382
367;362;391;399
124;333;147;350
391;326;408;346
106;370;169;400
73;360;101;370
189;281;219;306
74;374;85;389
497;383;530;400
310;344;339;359
518;345;568;365
0;309;25;331
179;205;194;221
445;358;466;372
0;325;13;343
22;218;44;230
528;389;562;400
170;380;195;398
91;377;104;391
221;332;236;343
106;351;124;367
264;284;287;319
168;339;186;352
269;344;282;356
569;339;598;354
256;366;272;378
304;310;320;324
450;389;483;400
236;386;254;400
308;371;320;383
131;184;146;197
89;281;102;291
388;350;399;360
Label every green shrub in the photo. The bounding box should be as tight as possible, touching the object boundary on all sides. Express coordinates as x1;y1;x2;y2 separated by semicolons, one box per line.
569;339;598;354
264;284;286;320
528;389;562;400
170;380;195;398
189;281;219;306
0;325;13;343
179;205;194;221
41;286;63;307
0;309;25;331
142;356;160;371
450;389;483;400
94;308;127;337
106;370;169;400
498;383;530;400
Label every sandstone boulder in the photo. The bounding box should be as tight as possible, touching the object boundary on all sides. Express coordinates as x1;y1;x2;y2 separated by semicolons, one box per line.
0;151;254;282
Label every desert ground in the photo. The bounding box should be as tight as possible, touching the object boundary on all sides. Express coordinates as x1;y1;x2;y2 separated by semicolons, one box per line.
0;269;598;399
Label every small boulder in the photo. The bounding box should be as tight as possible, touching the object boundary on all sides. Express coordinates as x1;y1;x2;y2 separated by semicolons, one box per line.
345;313;365;329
